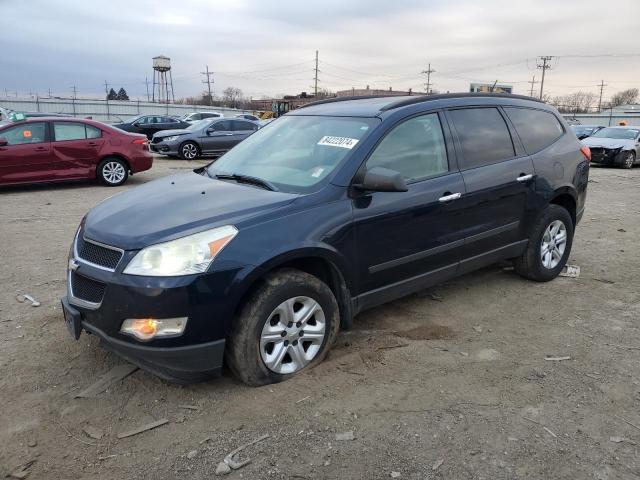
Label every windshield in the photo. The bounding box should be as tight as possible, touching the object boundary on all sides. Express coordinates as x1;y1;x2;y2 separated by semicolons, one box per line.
187;119;211;131
592;128;639;140
207;115;379;192
572;126;598;135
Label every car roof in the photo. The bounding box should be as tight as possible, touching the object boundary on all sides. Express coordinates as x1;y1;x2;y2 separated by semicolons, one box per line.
600;126;639;129
292;92;546;117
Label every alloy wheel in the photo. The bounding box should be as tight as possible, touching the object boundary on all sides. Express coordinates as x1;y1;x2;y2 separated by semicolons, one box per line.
540;219;567;269
182;143;198;159
102;162;126;184
624;152;634;168
260;296;326;375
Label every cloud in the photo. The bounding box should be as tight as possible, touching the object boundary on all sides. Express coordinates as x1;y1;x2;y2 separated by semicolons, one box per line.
0;0;638;100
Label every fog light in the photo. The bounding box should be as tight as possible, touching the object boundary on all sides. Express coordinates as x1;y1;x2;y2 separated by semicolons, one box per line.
120;317;187;341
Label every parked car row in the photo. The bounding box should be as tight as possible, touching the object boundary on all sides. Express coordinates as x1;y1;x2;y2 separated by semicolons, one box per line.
61;93;589;386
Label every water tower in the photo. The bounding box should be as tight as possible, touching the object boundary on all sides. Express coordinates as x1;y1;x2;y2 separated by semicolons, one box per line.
152;55;175;103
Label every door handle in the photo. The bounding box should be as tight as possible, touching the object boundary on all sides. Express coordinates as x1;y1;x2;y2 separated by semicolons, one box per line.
87;142;98;146
438;192;462;203
516;174;533;182
34;147;47;151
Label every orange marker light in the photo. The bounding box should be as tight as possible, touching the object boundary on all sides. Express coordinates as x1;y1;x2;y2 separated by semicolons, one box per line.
133;319;157;336
208;234;235;257
23;130;32;138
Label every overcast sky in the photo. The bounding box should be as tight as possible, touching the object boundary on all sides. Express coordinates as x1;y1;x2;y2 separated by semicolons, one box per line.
1;0;638;101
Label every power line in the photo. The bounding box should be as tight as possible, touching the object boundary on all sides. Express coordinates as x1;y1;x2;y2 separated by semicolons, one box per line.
201;65;214;105
421;62;435;94
536;56;553;99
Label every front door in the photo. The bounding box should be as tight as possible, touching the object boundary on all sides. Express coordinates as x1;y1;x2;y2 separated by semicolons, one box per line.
352;112;467;309
200;120;236;154
0;122;55;184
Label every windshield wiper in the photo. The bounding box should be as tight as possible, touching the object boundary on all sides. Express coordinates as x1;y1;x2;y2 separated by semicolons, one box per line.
213;173;277;191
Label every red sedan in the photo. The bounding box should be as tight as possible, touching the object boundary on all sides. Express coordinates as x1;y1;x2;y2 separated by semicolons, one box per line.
0;117;153;187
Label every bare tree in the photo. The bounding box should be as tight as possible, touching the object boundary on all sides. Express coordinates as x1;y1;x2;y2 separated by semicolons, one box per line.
610;88;639;108
222;87;243;108
548;91;598;114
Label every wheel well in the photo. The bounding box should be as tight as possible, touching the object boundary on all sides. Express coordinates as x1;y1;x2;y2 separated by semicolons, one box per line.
98;155;131;175
236;257;353;330
550;194;576;226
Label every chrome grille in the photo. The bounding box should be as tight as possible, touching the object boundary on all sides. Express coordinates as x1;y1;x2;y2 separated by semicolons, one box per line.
76;234;123;271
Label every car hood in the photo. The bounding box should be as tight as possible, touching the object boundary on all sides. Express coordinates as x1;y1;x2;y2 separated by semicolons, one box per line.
83;172;299;250
582;137;634;149
154;129;192;138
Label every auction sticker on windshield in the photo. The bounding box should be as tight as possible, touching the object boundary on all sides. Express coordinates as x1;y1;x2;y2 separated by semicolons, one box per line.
317;136;359;149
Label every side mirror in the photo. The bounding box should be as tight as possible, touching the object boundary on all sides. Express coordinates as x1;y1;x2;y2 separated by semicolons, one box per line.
206;128;215;135
0;138;7;147
133;122;140;127
354;166;408;192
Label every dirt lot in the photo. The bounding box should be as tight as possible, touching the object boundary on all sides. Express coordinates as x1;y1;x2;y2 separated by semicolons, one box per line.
1;159;639;480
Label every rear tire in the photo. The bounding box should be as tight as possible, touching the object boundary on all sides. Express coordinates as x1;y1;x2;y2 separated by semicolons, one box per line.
514;204;574;282
179;141;200;160
97;157;128;186
225;268;340;386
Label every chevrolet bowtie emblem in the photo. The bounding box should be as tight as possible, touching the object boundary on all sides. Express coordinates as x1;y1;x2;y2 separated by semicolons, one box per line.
68;259;80;271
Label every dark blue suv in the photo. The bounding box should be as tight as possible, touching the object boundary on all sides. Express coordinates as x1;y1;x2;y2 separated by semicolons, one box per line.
61;93;589;385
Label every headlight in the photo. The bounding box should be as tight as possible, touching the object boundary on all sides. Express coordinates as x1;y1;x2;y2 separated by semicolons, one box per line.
162;135;180;142
123;225;238;276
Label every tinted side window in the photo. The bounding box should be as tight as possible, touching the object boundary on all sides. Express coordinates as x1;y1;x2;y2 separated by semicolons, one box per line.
505;107;564;154
54;122;87;141
449;107;515;169
2;123;46;145
367;113;448;182
212;120;233;131
233;120;258;131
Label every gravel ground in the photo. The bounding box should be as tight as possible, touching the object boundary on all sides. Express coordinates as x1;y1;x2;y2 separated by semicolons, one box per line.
1;159;639;480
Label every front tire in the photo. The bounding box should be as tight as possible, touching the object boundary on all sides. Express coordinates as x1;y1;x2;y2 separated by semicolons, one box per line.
225;269;340;386
179;141;200;160
619;151;635;169
97;157;128;186
514;204;574;282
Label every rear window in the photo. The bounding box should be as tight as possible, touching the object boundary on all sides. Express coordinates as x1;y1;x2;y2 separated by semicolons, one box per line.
448;107;515;169
505;107;564;154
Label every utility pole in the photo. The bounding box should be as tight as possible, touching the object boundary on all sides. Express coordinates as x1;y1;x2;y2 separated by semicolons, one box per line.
314;50;319;97
597;80;607;113
47;88;52;98
528;75;538;97
421;63;435;94
71;85;77;117
104;80;111;121
536;56;553;100
201;65;214;105
144;77;150;102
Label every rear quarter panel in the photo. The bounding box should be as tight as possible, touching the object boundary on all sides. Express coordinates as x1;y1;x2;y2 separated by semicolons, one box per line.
530;127;588;224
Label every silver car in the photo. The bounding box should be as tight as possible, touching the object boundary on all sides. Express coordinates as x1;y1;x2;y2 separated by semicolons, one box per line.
582;126;640;169
150;118;259;160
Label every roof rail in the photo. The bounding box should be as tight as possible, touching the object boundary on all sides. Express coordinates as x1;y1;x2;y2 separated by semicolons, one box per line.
380;92;543;111
298;95;399;109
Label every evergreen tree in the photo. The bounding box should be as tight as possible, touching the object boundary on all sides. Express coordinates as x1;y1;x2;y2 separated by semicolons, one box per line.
116;87;129;101
107;88;117;100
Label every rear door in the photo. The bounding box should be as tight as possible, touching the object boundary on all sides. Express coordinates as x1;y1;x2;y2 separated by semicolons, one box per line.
51;122;104;179
445;106;535;272
352;111;467;307
0;122;54;184
230;120;259;146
